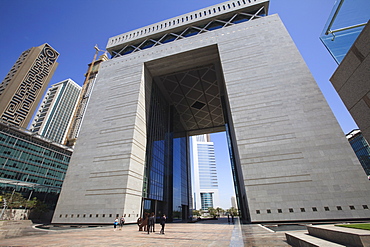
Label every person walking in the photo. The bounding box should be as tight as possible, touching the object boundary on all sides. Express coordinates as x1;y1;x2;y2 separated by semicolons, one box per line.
143;212;149;232
113;217;119;231
147;212;155;234
159;214;166;234
119;216;125;230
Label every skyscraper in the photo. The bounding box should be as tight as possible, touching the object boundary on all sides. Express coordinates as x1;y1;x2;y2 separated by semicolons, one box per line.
53;0;370;224
0;43;59;128
192;134;219;211
30;79;81;144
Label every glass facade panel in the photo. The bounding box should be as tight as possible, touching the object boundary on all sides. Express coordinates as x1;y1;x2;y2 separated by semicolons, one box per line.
200;192;213;210
0;122;72;207
320;0;370;63
143;82;190;222
347;131;370;176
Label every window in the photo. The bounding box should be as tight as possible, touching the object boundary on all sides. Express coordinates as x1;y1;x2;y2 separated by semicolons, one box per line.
300;208;305;212
277;209;282;213
349;206;355;210
289;208;294;213
324;207;330;211
312;207;317;212
267;209;271;214
363;205;369;209
256;210;260;214
337;206;342;210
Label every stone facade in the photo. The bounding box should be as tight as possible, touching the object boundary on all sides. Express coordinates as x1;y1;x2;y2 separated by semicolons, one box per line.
331;22;370;142
53;0;370;224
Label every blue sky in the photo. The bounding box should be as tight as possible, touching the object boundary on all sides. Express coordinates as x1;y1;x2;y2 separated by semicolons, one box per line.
0;0;357;209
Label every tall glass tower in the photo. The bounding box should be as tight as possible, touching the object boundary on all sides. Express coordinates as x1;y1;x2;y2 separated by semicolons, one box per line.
192;134;219;211
30;79;81;144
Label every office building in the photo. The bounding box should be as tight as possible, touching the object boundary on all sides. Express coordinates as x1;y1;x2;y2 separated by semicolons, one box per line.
0;44;59;128
0;120;72;207
330;22;370;142
65;52;109;147
53;0;370;224
321;0;370;143
346;129;370;178
320;0;369;64
30;79;81;144
192;134;219;211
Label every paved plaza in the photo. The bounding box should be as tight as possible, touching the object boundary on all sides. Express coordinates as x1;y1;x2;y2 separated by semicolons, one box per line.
0;217;290;246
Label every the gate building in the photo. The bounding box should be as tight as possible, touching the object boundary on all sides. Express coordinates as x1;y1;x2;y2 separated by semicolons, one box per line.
53;0;370;224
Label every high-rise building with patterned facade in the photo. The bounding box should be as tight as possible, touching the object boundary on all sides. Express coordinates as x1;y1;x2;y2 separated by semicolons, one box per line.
30;79;81;144
0;44;59;128
192;134;219;211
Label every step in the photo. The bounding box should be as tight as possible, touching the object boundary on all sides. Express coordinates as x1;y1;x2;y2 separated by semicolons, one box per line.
307;225;370;247
286;231;345;247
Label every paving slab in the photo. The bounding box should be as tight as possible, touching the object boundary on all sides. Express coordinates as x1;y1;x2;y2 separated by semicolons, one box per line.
0;218;290;246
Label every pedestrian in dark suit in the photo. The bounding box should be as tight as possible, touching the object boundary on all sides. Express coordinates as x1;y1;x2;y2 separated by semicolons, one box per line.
147;212;155;234
160;214;166;234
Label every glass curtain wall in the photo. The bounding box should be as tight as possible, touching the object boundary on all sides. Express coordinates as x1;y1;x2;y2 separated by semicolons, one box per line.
143;82;190;222
0;124;71;207
320;0;370;63
348;133;370;177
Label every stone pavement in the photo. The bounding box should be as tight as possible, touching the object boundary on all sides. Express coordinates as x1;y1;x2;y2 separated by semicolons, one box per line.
0;217;290;246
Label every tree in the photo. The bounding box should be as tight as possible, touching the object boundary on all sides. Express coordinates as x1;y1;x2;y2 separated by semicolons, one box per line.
2;192;27;209
228;207;238;216
1;192;43;219
208;207;217;217
215;207;224;217
192;209;201;216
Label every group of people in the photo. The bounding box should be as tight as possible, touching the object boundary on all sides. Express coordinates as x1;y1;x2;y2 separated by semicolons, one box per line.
114;213;166;234
113;216;125;231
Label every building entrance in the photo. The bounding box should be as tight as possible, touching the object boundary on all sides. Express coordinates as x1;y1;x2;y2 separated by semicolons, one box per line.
143;45;248;222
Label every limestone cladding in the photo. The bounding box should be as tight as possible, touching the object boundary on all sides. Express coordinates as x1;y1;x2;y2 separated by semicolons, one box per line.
53;14;370;224
330;23;370;143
